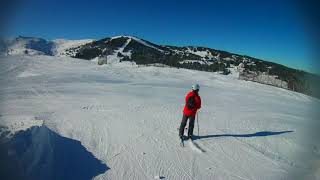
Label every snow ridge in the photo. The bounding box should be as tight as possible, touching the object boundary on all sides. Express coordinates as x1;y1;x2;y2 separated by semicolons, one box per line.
112;35;164;52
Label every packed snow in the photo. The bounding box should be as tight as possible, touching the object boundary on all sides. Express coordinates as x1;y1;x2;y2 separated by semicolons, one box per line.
0;55;319;180
17;71;40;78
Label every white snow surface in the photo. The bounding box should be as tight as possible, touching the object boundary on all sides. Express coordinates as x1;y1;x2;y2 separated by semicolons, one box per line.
0;115;43;137
0;55;319;180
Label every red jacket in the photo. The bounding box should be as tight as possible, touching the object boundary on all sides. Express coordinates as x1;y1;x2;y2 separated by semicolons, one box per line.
183;91;201;116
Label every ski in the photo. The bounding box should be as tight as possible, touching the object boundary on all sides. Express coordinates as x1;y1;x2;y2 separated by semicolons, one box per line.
177;127;187;147
180;138;184;147
180;135;190;147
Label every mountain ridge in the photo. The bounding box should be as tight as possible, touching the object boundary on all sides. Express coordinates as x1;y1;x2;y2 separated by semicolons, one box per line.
1;35;319;98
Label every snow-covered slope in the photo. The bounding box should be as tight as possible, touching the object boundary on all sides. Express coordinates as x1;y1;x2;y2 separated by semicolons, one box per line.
52;39;94;56
0;55;319;180
104;37;132;64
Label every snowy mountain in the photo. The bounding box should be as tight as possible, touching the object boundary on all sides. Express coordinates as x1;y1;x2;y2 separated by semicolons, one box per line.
70;35;231;67
2;36;55;56
0;55;319;180
1;35;239;67
2;35;319;99
0;36;93;57
65;35;320;99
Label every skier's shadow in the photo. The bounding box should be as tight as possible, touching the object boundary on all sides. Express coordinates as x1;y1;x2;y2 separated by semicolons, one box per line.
193;130;293;140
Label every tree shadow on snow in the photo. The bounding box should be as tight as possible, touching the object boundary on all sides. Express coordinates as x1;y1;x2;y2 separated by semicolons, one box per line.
193;130;293;140
0;125;108;180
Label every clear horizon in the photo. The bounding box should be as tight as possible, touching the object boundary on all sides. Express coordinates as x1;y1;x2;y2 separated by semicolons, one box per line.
2;0;318;74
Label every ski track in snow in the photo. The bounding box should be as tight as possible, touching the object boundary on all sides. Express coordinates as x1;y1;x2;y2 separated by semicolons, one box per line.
0;55;319;180
104;38;132;64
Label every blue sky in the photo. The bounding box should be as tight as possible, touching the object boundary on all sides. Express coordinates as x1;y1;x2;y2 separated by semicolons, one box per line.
5;0;316;73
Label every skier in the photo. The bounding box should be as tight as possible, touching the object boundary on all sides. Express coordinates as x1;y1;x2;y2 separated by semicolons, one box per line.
179;84;201;140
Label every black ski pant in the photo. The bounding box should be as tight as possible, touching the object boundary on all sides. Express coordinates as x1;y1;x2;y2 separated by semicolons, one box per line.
179;115;195;137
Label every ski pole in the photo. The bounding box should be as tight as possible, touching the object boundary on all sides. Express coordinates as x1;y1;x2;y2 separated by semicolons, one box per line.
197;112;199;136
